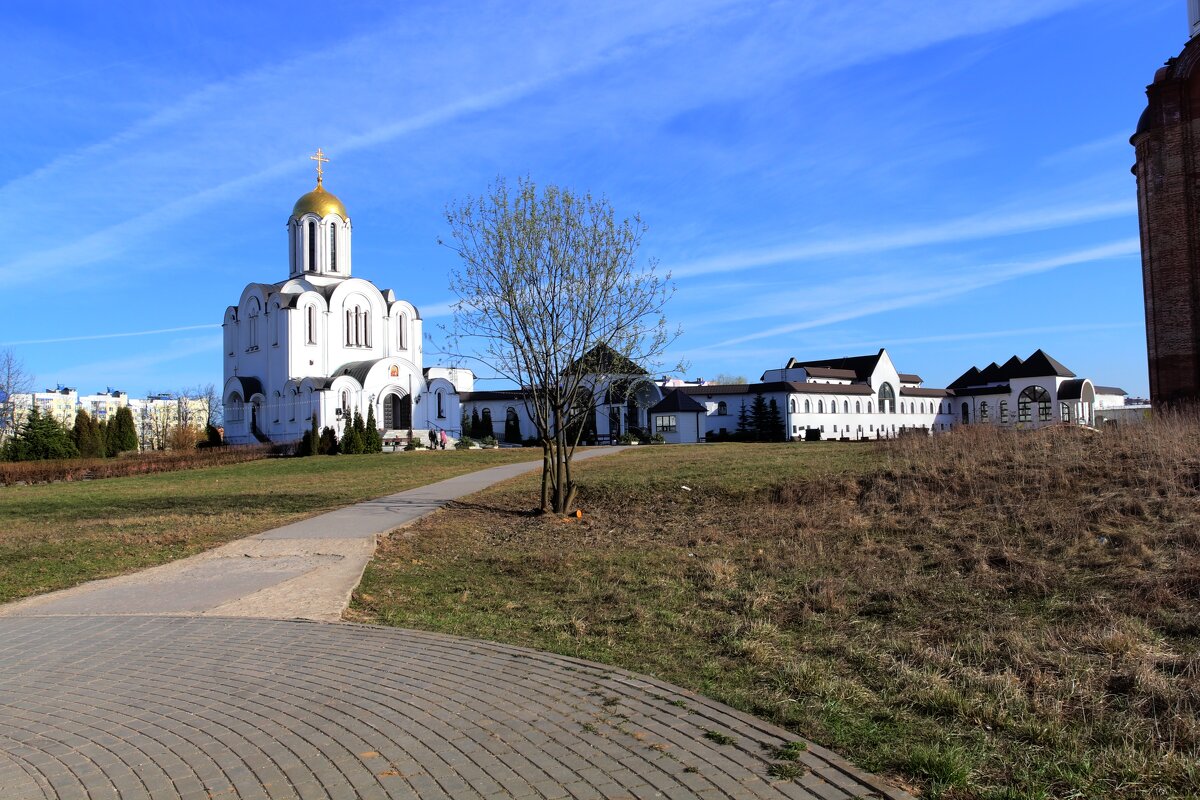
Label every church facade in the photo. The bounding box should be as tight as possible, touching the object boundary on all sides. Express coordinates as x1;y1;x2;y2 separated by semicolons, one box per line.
222;156;471;445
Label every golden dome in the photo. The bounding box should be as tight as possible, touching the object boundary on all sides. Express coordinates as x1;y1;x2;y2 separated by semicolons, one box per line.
291;183;348;220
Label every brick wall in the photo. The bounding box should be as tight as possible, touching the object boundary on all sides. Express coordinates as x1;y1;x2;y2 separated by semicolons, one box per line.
1133;37;1200;405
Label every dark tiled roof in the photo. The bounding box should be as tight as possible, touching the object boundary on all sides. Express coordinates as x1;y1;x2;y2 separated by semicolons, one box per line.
459;390;527;402
786;350;884;382
330;359;384;386
1056;379;1088;401
951;384;1011;397
951;349;1076;389
899;387;949;398
684;381;874;397
803;367;858;380
897;373;923;384
569;344;647;376
649;389;706;414
1095;386;1127;395
235;376;264;398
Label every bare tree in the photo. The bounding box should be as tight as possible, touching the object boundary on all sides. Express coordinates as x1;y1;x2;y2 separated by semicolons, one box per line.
711;373;748;385
442;177;679;513
0;348;34;444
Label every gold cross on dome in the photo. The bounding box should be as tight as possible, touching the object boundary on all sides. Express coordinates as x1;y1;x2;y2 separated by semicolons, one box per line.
310;148;329;185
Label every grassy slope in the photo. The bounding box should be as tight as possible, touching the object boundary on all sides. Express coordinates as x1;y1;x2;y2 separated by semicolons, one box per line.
0;449;537;604
351;433;1200;800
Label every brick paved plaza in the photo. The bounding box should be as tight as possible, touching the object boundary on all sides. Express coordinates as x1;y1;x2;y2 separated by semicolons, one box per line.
0;616;909;800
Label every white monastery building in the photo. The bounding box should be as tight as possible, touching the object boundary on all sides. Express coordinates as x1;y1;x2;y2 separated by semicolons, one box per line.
221;154;1129;448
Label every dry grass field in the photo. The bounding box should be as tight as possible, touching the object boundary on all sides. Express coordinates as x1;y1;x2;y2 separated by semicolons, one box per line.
351;421;1200;799
0;448;537;604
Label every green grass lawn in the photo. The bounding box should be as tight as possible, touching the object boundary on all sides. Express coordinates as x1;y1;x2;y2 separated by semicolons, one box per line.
351;433;1200;800
0;448;538;604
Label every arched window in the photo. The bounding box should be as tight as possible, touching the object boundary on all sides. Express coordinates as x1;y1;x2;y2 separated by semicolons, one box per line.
961;402;970;424
397;313;406;349
867;400;873;413
788;398;796;413
999;400;1009;423
855;400;861;413
341;390;350;413
804;399;811;413
306;305;317;345
1018;385;1051;422
1060;402;1071;422
980;401;990;423
356;306;364;347
817;400;824;413
718;400;728;416
481;407;493;436
878;382;895;414
247;299;260;350
505;407;520;441
307;221;316;271
843;400;849;413
436;391;445;418
330;225;338;272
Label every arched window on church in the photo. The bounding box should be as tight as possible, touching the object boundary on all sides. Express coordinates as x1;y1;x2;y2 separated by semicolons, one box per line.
1000;400;1009;423
341;390;350;414
330;225;338;272
867;400;873;413
843;400;849;413
980;401;990;423
307;221;316;271
306;306;317;345
817;400;824;413
247;299;260;350
855;400;861;413
272;391;281;423
345;308;352;346
397;313;406;350
878;382;895;414
717;400;727;415
436;391;445;419
804;399;811;413
271;302;279;347
788;398;796;413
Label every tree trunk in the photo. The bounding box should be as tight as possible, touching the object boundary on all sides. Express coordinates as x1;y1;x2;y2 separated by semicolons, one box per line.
540;439;552;512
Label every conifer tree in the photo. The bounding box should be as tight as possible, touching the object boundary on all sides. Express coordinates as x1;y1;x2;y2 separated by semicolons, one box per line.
104;415;120;456
302;416;319;456
319;426;339;455
364;406;383;453
767;398;785;442
735;400;750;441
73;409;104;458
3;405;78;461
749;392;770;441
112;407;139;453
470;407;482;439
342;412;365;455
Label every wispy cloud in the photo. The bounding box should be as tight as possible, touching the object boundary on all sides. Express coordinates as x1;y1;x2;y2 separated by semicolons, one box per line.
671;199;1135;279
703;238;1139;348
1;324;220;347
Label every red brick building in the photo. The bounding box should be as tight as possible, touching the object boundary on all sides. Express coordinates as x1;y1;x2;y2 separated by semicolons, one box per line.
1132;12;1200;405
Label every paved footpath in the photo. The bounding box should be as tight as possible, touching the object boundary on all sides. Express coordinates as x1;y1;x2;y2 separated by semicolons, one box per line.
0;452;914;800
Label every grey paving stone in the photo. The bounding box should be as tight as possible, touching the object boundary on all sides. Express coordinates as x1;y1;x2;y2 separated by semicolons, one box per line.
76;617;933;800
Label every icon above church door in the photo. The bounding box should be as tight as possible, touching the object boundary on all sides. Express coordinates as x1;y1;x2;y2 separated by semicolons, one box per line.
389;365;399;377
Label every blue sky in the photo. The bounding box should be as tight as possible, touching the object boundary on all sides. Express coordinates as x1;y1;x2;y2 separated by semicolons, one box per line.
0;0;1181;397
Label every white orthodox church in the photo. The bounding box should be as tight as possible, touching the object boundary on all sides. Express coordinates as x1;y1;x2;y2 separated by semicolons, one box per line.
222;154;471;445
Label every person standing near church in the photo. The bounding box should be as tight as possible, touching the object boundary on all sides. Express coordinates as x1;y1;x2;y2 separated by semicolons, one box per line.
439;429;448;450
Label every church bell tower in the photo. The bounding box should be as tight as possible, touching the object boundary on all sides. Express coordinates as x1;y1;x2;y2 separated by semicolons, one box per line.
288;148;352;280
1131;5;1200;405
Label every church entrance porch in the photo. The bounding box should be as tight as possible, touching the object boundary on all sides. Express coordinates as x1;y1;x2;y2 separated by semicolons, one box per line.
383;393;412;431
